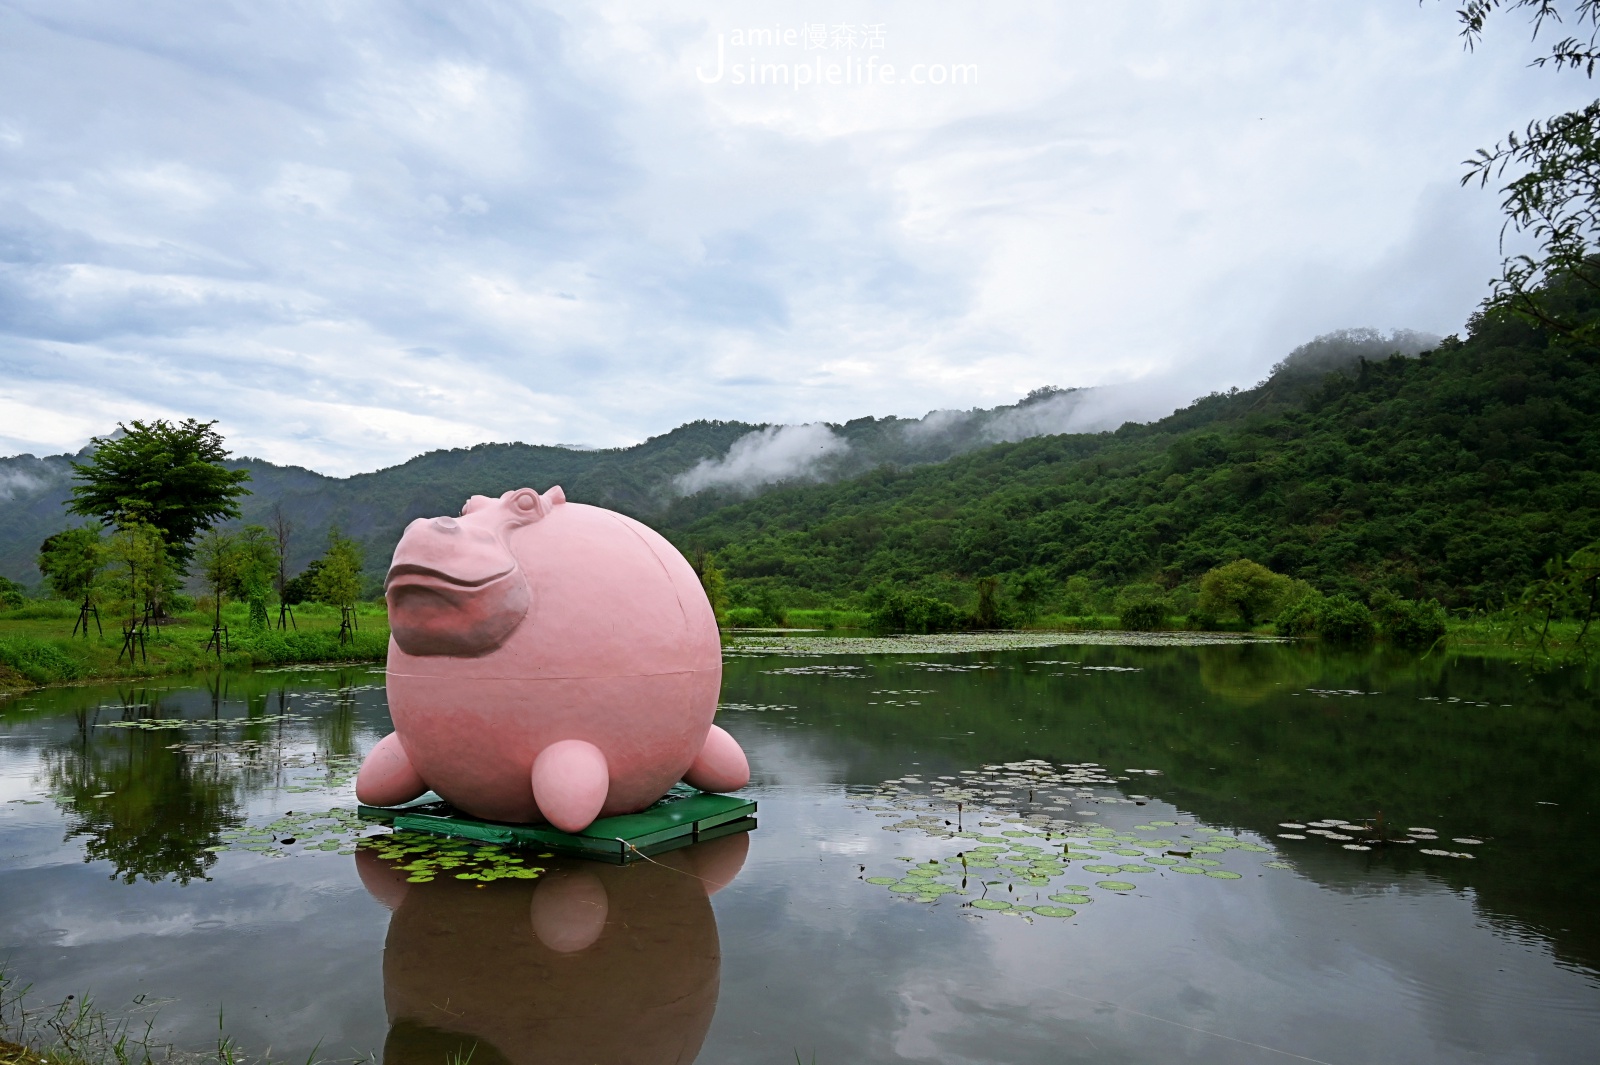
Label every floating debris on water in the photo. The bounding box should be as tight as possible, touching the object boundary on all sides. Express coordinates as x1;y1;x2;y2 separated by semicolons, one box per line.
725;630;1284;658
718;702;799;713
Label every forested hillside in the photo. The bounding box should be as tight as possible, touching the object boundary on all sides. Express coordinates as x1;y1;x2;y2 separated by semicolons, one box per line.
0;420;759;587
0;385;1116;588
668;310;1600;612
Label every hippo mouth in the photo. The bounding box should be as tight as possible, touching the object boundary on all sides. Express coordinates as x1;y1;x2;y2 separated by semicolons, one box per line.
385;561;516;593
386;564;530;658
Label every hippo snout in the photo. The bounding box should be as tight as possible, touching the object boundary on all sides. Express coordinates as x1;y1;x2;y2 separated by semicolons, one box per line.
387;515;530;657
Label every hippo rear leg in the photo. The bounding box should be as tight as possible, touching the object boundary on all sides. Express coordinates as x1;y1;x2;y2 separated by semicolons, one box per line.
683;724;750;793
356;732;428;807
532;739;611;833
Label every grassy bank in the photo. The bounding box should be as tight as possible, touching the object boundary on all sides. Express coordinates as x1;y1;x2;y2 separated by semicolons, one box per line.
0;600;388;691
0;967;286;1065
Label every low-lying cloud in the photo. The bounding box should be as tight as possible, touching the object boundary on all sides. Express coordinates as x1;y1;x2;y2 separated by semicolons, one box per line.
673;423;851;495
0;468;46;501
1269;328;1441;380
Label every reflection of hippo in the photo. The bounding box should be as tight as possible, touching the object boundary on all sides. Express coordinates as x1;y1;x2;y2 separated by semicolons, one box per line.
356;487;749;831
356;833;748;1065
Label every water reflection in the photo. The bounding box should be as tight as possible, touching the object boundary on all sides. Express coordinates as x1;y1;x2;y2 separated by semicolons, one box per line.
32;674;373;883
357;834;749;1065
43;690;243;884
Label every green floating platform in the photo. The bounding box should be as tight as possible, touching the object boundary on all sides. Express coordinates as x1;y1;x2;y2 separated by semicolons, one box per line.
358;785;756;864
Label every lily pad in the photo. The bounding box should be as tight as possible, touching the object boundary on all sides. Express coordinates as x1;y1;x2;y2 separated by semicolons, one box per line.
1170;865;1205;874
865;877;898;885
1082;864;1124;874
970;898;1012;911
1032;906;1077;918
1203;870;1242;879
1096;880;1137;891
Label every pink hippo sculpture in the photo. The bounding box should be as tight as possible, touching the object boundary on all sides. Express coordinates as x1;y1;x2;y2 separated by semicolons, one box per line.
355;486;749;832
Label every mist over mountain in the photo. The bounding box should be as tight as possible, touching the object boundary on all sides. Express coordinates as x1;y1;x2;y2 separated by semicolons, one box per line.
0;329;1442;589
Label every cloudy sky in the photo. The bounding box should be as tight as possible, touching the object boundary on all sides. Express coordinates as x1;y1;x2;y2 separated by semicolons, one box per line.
0;1;1593;475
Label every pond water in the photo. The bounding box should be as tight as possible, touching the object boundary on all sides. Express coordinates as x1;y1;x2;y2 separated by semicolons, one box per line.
1;639;1598;1065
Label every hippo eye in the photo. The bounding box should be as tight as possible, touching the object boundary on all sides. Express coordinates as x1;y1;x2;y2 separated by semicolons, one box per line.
512;490;539;512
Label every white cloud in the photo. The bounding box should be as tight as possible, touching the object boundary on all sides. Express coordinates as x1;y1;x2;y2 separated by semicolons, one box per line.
0;1;1589;472
674;422;849;494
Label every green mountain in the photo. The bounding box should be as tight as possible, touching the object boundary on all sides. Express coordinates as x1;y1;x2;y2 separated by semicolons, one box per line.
0;419;757;589
5;311;1590;612
0;386;1117;589
664;312;1600;611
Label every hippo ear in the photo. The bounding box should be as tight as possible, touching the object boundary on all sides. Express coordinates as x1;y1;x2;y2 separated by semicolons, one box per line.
543;485;566;507
462;495;492;516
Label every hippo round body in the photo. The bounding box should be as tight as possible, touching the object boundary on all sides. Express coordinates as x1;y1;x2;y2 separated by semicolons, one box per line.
355;486;749;831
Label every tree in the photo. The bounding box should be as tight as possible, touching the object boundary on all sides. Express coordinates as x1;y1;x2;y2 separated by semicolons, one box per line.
1456;2;1600;336
66;419;251;567
971;576;1006;629
282;559;324;606
694;551;730;625
39;526;106;601
0;575;24;610
232;525;278;630
313;529;365;644
39;526;108;636
105;522;174;652
1011;568;1051;623
269;504;294;629
1198;560;1290;627
194;528;239;655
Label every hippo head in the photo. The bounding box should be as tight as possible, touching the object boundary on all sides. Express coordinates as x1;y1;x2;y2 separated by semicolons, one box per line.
386;486;565;657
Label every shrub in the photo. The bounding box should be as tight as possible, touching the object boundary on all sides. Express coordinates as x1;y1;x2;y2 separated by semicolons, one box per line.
0;576;26;610
1274;594;1323;637
1119;600;1166;631
1198;560;1291;626
1316;594;1374;643
724;606;768;627
867;585;965;633
0;599;80;620
0;636;83;684
1378;596;1449;648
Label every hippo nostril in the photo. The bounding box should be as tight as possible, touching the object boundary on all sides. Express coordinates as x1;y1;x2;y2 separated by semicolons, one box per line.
433;516;459;531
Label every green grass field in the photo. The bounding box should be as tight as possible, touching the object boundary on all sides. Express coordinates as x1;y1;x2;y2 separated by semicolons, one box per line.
0;600;389;690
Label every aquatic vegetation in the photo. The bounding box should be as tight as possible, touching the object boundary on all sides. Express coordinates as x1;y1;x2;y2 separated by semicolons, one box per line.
211;807;370;856
358;831;549;883
849;759;1288;924
1269;817;1486;859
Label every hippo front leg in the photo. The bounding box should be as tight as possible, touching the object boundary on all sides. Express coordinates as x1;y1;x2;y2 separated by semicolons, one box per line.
683;724;750;793
532;739;611;833
356;732;428;807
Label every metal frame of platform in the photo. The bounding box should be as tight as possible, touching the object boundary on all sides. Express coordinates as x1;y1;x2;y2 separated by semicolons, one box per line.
357;786;757;863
